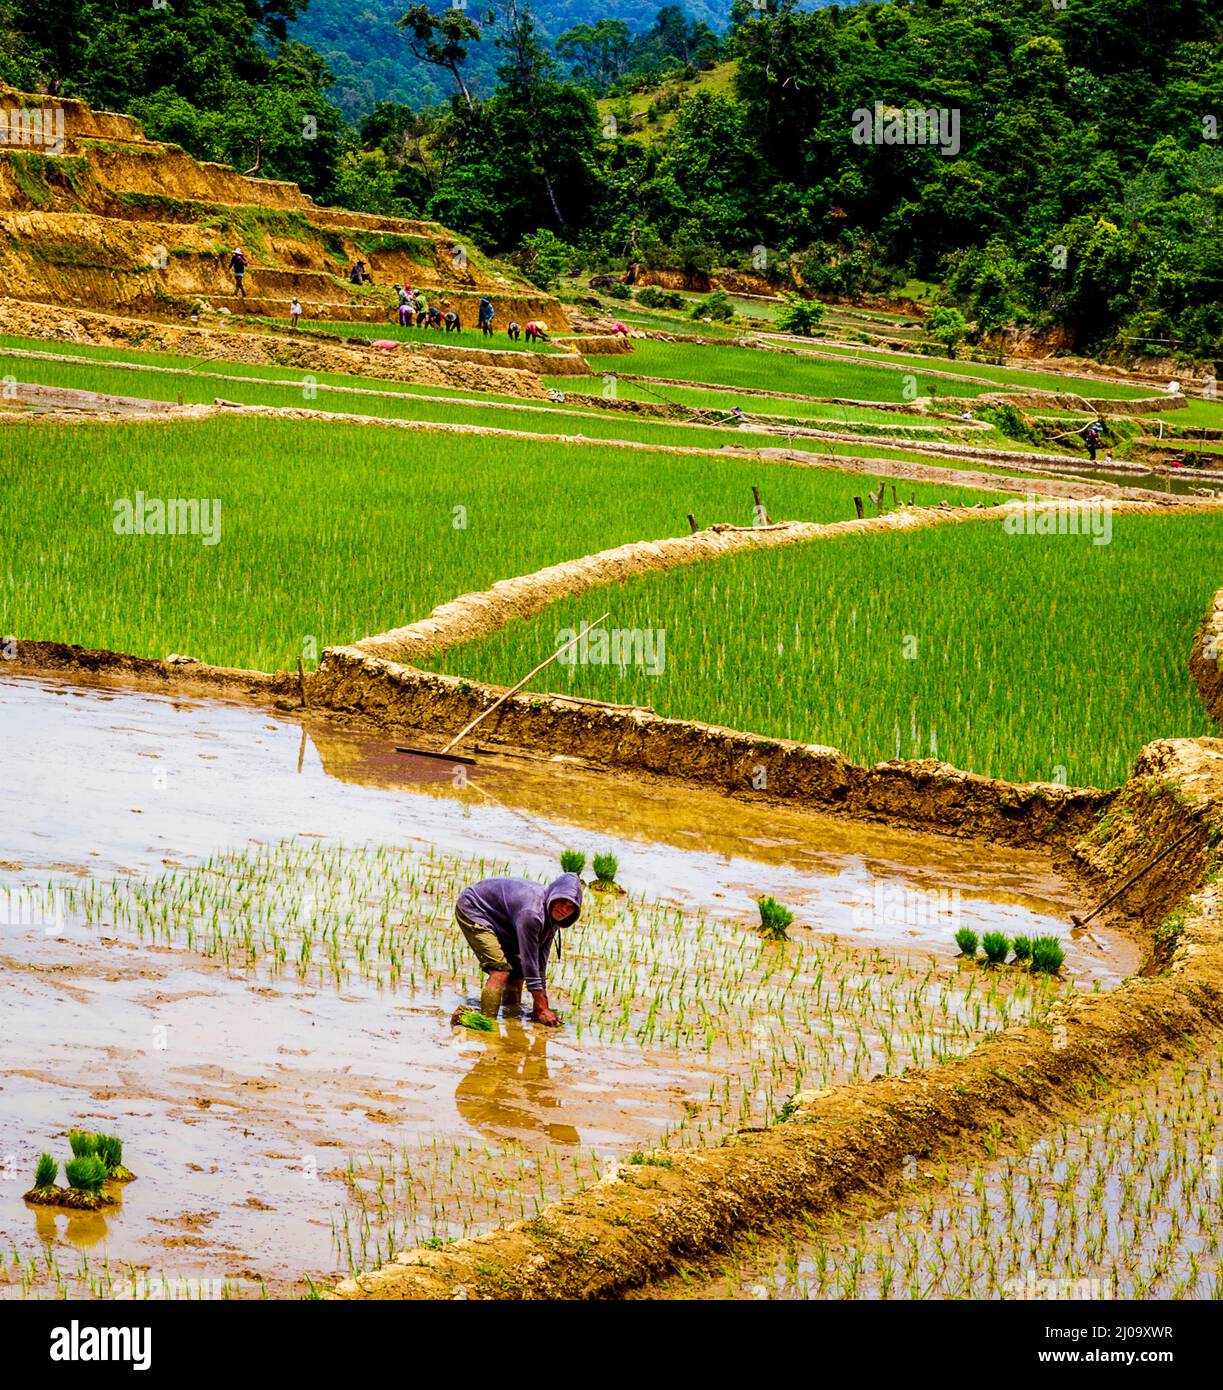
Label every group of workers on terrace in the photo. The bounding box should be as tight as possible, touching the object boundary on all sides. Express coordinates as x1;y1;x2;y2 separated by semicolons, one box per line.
225;246;638;347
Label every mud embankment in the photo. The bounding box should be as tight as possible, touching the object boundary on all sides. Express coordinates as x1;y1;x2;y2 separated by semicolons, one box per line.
3;640;288;703
327;735;1223;1300
311;645;1108;850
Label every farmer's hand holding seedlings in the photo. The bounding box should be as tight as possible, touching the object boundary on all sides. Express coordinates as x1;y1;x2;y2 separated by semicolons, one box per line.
452;873;583;1027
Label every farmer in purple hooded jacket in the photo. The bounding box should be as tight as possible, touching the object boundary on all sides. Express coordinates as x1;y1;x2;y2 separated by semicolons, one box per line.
454;873;582;1026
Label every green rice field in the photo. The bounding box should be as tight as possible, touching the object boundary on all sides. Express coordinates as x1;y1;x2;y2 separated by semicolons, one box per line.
427;510;1223;788
0;415;1002;670
587;339;1151;404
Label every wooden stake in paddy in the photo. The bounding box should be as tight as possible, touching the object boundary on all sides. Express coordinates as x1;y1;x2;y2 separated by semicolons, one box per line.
396;613;611;766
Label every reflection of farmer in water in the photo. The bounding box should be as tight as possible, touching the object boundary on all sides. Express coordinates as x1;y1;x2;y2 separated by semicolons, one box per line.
454;1027;579;1146
453;873;582;1026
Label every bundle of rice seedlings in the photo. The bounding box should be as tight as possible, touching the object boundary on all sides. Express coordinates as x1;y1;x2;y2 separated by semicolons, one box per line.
1030;936;1066;975
61;1154;114;1208
453;1008;495;1033
954;927;979;957
982;932;1010;966
65;1155;107;1192
560;850;586;876
757;897;794;941
23;1152;61;1204
67;1130;98;1159
1011;935;1033;962
592;853;618;884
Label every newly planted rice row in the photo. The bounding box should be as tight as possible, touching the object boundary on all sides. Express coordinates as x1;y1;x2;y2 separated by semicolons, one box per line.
545;374;977;426
770;339;1155;399
0;416;1001;670
429;511;1223;788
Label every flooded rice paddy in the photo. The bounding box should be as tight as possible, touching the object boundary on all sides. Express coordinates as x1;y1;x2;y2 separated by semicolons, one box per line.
0;674;1138;1297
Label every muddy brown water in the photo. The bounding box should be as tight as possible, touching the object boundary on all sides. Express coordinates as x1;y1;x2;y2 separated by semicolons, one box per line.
0;673;1138;1297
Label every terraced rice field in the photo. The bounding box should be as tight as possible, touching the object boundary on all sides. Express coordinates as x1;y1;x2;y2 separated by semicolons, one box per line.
5;265;1222;1317
587;339;1154;403
428;510;1223;788
0;414;1003;670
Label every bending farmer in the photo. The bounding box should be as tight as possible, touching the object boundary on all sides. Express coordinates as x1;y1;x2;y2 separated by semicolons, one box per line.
454;873;582;1026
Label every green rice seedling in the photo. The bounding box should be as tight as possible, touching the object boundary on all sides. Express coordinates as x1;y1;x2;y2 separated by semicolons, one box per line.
955;928;979;958
628;1152;674;1169
592;853;619;884
560;850;586;876
34;1153;57;1189
1030;937;1066;975
981;932;1010;966
757;897;794;941
1011;935;1032;962
67;1130;98;1159
65;1156;107;1193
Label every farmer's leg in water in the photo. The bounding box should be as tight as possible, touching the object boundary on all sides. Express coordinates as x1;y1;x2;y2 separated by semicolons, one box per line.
481;969;511;1018
478;970;525;1017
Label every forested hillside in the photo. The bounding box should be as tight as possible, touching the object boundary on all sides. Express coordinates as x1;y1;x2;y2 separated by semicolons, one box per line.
2;0;1220;357
293;0;734;117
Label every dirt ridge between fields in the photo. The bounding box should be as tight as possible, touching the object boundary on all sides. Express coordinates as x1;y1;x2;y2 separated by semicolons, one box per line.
325;735;1223;1300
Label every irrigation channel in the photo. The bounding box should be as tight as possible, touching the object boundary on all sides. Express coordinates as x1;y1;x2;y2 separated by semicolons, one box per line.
0;672;1138;1298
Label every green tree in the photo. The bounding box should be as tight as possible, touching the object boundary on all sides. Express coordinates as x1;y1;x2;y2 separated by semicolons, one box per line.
555;20;633;93
926;305;969;357
775;294;825;336
397;3;483;110
518;226;571;289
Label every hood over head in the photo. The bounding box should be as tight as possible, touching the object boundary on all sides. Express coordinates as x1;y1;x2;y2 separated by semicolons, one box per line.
543;873;582;927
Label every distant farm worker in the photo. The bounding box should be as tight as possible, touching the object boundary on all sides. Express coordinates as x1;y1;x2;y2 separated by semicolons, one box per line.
290;296;302;328
349;258;371;286
228;247;247;298
444;309;461;333
414;289;429;326
453;873;582;1026
507;320;521;342
427;303;444;329
478;295;495;337
395;283;413;327
524;320;550;343
1084;420;1103;463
